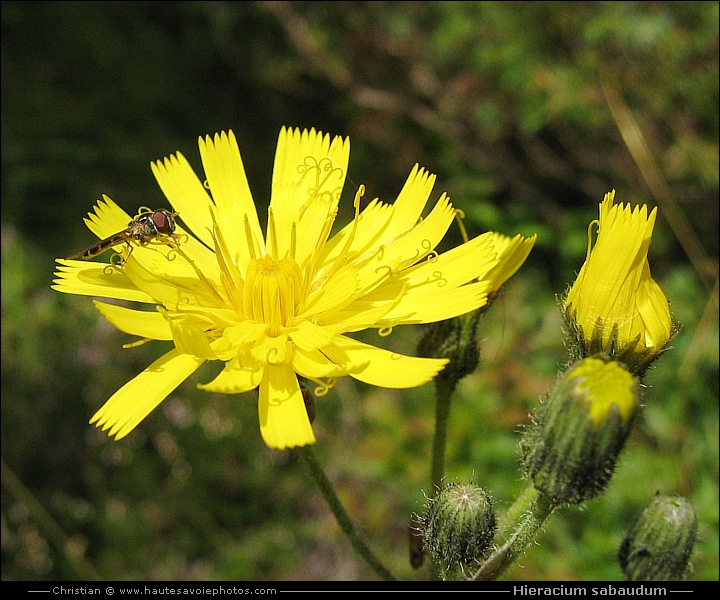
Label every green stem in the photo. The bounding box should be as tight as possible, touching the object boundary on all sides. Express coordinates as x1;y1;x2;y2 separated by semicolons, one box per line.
1;460;102;580
296;446;397;581
472;487;556;581
431;377;456;491
496;484;540;534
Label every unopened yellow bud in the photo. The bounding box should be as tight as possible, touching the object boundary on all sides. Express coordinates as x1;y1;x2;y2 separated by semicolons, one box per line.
521;357;638;505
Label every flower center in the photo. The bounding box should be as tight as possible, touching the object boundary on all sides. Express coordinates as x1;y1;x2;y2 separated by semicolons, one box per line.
243;256;303;332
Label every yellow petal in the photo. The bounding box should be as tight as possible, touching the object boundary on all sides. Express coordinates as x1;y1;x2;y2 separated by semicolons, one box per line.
151;151;215;248
78;195;132;240
301;263;359;317
319;166;433;265
120;255;224;309
380;164;437;240
293;347;354;379
287;320;336;352
363;232;501;324
356;193;456;285
323;334;448;388
93;301;172;340
636;263;673;348
166;314;218;360
90;349;205;439
258;364;316;449
319;198;393;265
393;231;498;292
313;166;443;279
250;334;290;366
198;359;263;393
270;127;350;259
316;284;405;333
484;233;537;290
199;131;266;264
52;260;155;303
272;127;350;197
293;191;339;267
380;281;490;325
221;322;270;346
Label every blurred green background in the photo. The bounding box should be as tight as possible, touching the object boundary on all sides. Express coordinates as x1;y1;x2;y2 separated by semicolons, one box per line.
2;1;717;582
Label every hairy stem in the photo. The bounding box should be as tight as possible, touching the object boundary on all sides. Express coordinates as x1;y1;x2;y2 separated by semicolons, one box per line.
431;377;456;491
296;446;396;581
472;488;556;581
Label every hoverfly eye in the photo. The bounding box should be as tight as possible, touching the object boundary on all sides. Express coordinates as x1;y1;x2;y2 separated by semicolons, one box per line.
153;210;174;234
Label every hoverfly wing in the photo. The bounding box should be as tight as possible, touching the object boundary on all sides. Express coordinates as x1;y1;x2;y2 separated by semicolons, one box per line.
65;208;180;260
65;231;129;260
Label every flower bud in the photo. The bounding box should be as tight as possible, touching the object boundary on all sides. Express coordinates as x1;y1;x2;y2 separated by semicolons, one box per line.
417;311;481;392
619;495;698;581
521;357;638;505
563;191;674;376
419;483;496;580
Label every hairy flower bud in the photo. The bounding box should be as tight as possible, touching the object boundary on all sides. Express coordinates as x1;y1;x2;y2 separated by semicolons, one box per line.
417;311;481;392
521;357;638;505
563;191;674;376
619;495;698;581
419;483;496;580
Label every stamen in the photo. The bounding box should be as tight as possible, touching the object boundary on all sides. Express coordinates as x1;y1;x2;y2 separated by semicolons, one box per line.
316;206;339;255
243;256;302;330
290;222;297;261
319;185;364;282
244;215;257;261
172;244;226;307
267;207;278;258
123;338;153;349
454;208;469;244
586;219;600;262
211;209;241;289
313;377;338;397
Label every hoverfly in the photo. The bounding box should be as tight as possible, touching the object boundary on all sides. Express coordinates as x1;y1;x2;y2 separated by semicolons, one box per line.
66;208;180;261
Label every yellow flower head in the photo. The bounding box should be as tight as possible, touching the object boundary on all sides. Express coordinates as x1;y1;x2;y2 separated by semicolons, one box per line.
565;357;637;427
54;128;536;449
564;190;673;372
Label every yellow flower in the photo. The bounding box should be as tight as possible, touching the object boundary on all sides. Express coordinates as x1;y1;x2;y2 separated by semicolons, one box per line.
564;190;673;372
53;127;536;449
566;357;637;427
